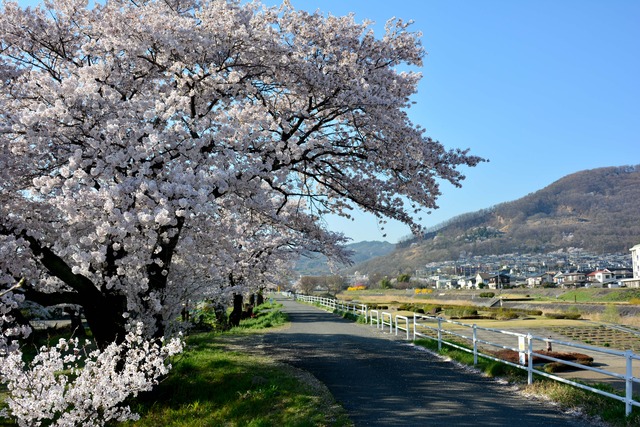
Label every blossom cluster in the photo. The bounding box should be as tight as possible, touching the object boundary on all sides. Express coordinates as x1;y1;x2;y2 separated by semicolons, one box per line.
0;322;183;426
0;0;482;422
0;283;31;356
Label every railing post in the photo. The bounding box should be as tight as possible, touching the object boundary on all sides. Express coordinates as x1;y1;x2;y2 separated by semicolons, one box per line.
527;334;533;385
437;317;442;351
473;324;478;365
625;350;633;417
413;313;416;341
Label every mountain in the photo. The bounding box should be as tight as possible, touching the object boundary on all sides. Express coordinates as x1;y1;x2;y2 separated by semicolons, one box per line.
347;165;640;275
294;240;394;276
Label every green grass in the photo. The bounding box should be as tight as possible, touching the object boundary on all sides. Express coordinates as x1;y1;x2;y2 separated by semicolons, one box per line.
1;303;351;427
123;333;350;427
414;339;526;381
414;338;640;426
556;288;640;304
231;301;288;330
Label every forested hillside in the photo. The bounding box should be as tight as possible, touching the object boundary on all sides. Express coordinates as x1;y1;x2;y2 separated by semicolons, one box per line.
349;165;640;275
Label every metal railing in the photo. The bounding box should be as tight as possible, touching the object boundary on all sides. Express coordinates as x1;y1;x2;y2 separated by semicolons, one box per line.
294;294;367;317
409;313;640;417
292;295;640;417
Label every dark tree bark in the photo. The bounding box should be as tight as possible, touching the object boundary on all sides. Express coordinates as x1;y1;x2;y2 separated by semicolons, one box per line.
18;232;127;349
229;293;243;327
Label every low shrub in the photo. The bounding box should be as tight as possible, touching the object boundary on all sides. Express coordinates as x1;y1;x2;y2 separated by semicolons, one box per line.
544;312;581;320
493;309;519;320
446;307;478;318
479;292;495;298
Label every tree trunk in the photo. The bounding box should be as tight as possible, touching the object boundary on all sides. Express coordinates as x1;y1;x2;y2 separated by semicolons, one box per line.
229;294;243;327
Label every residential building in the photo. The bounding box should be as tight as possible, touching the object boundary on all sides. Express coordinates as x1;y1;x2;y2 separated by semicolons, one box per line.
554;271;587;288
458;276;477;289
587;269;613;284
526;272;555;288
621;244;640;288
475;273;493;288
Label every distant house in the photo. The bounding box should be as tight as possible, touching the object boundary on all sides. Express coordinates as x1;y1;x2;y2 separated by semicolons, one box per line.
475;272;510;289
526;272;555;288
475;273;493;288
587;269;613;284
458;276;477;289
554;271;587;288
611;268;633;280
444;277;459;289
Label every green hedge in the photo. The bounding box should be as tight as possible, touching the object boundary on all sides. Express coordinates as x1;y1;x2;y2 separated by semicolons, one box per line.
544;312;581;320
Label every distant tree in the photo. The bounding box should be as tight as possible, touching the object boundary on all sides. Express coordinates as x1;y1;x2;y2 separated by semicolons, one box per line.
380;277;393;289
397;274;411;283
326;275;346;297
368;272;384;288
298;277;320;295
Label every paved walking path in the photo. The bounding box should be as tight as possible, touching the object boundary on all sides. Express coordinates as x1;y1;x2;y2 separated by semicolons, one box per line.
261;296;596;427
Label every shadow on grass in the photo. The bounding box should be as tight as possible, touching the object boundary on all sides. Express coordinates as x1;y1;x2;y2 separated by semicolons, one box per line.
126;332;349;427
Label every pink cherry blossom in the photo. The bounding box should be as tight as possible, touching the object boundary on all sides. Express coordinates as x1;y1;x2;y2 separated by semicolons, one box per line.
1;0;483;423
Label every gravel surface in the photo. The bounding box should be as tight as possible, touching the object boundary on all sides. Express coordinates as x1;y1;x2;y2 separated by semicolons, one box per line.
259;296;600;427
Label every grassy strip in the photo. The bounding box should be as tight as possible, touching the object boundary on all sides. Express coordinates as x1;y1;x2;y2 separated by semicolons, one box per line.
233;301;289;330
1;303;352;427
126;303;350;426
124;333;350;427
414;338;640;426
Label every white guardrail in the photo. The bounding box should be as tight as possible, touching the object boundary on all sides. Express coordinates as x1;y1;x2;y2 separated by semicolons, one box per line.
294;294;368;317
293;294;640;416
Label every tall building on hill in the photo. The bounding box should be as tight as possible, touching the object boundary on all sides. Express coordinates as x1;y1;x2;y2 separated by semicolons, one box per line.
621;244;640;288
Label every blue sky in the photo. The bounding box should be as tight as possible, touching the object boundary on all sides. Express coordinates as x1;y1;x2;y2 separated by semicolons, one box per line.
288;0;640;243
15;0;640;243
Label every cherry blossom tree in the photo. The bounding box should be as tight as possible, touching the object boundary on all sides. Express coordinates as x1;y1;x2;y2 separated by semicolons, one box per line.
0;0;483;349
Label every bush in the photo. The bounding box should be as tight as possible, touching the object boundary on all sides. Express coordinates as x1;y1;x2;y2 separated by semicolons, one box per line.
379;278;392;289
447;307;478;318
396;274;411;283
544;312;581;320
479;292;495;298
493;309;519;320
600;304;620;323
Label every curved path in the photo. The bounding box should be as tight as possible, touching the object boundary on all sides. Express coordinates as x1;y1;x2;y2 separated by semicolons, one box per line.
261;296;593;427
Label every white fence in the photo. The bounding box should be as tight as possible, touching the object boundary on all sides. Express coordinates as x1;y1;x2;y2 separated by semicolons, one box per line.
411;313;640;417
294;294;367;317
293;294;640;416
